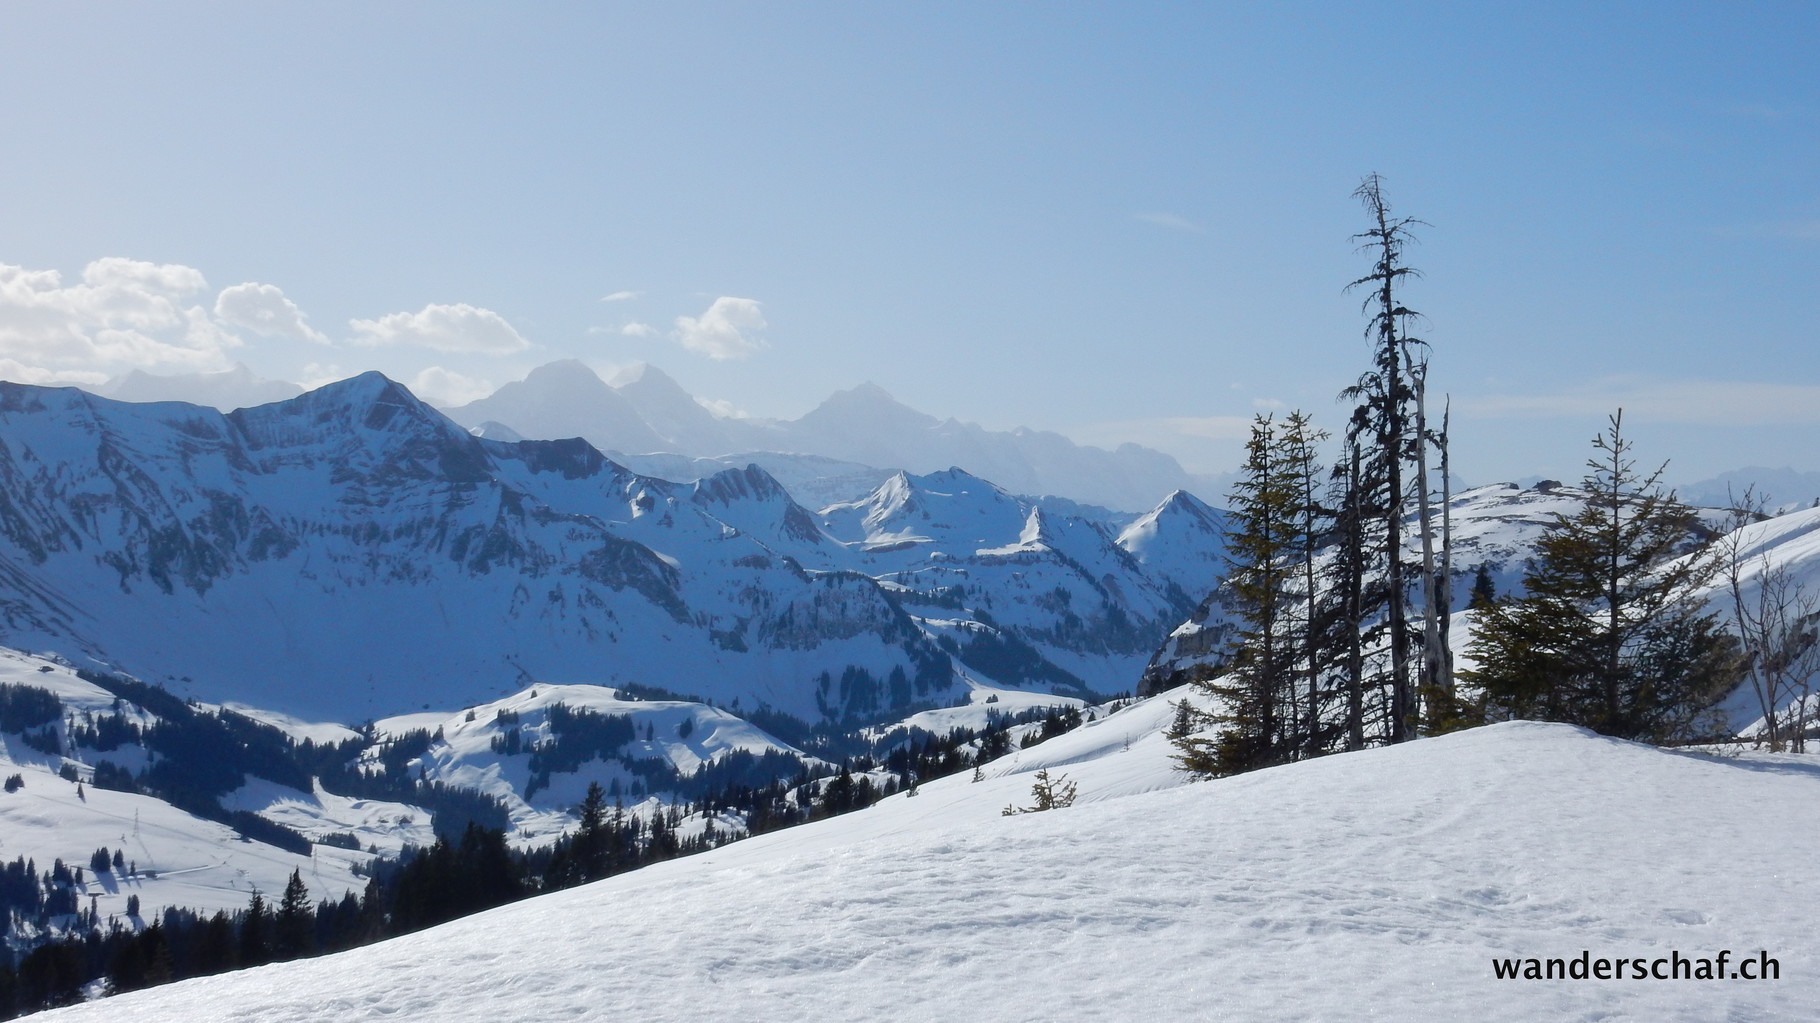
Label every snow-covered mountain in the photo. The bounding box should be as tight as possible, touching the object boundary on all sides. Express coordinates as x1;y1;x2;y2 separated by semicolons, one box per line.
0;376;950;723
442;360;671;455
0;377;1226;728
38;712;1820;1022
0;636;1109;943
441;360;1225;512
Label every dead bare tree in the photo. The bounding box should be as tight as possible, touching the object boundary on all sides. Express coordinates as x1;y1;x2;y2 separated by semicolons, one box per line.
1721;491;1820;751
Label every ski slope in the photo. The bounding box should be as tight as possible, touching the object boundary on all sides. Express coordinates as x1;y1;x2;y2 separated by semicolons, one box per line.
39;704;1820;1022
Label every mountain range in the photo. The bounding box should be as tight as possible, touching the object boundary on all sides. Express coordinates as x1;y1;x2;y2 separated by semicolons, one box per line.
0;375;1228;726
82;360;1228;512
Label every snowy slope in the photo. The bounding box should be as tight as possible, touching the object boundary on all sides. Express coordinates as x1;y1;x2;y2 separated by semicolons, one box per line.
360;682;821;845
0;649;370;923
40;713;1820;1022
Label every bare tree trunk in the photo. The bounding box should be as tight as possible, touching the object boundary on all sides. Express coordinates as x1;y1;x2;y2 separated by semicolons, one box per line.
1345;442;1367;751
1408;350;1443;729
1437;396;1455;700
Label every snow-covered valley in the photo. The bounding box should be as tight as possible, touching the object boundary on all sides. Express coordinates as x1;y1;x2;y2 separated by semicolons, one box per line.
34;713;1820;1022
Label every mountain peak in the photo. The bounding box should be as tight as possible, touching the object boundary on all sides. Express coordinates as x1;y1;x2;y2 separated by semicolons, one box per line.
521;359;611;391
233;372;453;441
845;381;895;402
444;361;666;454
607;362;684;391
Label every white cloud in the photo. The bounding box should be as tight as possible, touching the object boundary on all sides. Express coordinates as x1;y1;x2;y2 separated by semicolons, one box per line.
1134;212;1204;233
620;322;657;338
0;258;240;382
673;297;767;360
214;283;329;344
0;358;107;386
695;396;748;419
299;362;349;391
1465;378;1820;427
408;366;495;407
600;290;641;303
348;303;531;354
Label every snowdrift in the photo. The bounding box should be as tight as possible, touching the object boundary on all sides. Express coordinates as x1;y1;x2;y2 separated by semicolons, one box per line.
40;716;1819;1022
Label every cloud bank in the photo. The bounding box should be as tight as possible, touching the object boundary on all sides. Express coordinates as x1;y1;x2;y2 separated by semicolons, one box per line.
673;297;767;360
214;283;328;344
0;258;242;384
348;303;531;354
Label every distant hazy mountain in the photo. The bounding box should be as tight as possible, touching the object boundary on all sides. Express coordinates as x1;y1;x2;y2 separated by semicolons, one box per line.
1676;467;1820;513
443;360;1227;512
446;359;670;454
100;362;302;409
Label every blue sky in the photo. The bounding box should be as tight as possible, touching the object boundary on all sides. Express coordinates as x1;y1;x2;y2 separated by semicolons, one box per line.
1;2;1814;486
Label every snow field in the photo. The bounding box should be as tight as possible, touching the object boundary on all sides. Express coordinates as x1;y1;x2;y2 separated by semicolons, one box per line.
39;716;1819;1022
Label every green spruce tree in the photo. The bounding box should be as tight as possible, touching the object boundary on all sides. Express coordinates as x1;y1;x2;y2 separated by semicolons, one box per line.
1175;414;1315;775
275;868;314;960
1464;411;1742;741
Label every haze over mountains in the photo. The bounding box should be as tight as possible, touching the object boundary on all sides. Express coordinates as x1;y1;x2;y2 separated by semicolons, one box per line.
87;361;1820;519
84;360;1230;513
447;360;1230;513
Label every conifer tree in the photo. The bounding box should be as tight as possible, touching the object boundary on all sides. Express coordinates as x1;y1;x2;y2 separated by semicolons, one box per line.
1277;411;1331;756
1469;565;1496;608
1176;413;1329;775
574;781;609;882
275;868;314;959
1465;412;1742;740
1334;173;1457;743
238;888;269;967
1322;437;1373;751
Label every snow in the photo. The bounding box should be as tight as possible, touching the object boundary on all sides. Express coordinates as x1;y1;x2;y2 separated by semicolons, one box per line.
0;752;370;923
37;711;1819;1022
362;683;816;843
219;778;433;858
215;704;362;746
1;380;1234;723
